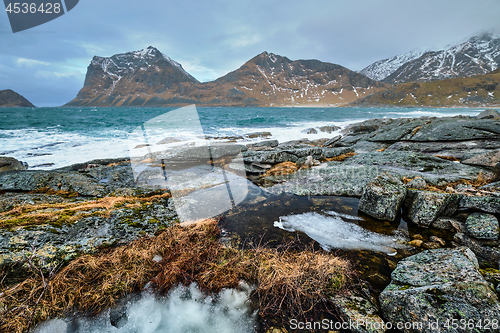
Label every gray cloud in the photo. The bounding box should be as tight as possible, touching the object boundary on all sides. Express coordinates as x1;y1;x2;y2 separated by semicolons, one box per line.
1;0;499;106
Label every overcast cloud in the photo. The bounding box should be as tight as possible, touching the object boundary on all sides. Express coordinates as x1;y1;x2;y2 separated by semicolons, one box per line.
1;0;500;106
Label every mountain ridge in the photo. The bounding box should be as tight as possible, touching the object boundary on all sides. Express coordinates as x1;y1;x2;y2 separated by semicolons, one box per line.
360;32;500;84
66;48;386;107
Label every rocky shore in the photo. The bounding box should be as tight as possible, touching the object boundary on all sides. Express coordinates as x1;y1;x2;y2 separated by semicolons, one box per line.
1;110;500;332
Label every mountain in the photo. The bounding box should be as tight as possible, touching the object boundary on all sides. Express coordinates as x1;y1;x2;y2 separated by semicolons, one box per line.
360;49;424;81
66;49;386;107
67;46;199;107
0;89;35;107
350;68;500;107
360;32;500;84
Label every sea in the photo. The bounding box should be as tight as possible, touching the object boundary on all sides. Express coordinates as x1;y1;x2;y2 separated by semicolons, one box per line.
0;106;485;169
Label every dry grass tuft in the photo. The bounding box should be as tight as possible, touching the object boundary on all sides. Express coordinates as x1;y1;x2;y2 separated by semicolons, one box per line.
411;126;422;136
253;244;351;324
261;162;299;177
324;152;357;162
0;220;353;332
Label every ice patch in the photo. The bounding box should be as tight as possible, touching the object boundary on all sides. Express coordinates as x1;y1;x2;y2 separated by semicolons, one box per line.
274;212;407;255
33;283;256;333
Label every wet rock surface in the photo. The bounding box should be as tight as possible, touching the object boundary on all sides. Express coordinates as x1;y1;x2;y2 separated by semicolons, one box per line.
0;156;27;173
380;247;500;333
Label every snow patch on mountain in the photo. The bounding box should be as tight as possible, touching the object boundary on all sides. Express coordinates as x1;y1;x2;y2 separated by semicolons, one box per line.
360;49;425;81
361;32;500;83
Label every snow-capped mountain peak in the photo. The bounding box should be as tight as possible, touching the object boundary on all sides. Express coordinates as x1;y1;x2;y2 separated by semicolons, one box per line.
360;31;500;83
360;49;425;81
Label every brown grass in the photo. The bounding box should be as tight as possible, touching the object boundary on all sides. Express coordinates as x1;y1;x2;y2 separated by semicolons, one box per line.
261;162;299;177
411;126;421;136
402;173;492;193
0;220;353;333
324;152;357;162
434;155;460;162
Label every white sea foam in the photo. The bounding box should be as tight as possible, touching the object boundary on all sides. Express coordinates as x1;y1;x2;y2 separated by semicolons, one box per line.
33;283;256;333
1;108;484;170
274;212;408;255
0;128;131;169
383;109;483;118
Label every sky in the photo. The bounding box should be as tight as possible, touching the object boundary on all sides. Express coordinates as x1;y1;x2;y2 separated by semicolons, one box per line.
1;0;500;106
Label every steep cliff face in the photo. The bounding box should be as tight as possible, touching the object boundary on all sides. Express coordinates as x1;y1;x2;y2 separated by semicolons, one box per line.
67;46;199;107
66;49;386;107
0;89;35;107
361;32;500;84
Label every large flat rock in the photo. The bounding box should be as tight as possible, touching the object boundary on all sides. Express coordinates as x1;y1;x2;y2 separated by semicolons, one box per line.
380;247;500;333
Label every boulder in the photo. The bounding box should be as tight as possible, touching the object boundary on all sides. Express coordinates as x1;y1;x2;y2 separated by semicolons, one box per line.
246;140;279;150
465;212;499;240
345;151;492;184
407;191;460;227
380;247;500;333
453;233;500;262
301;127;317;134
462;149;500;168
407;177;426;189
0;156;27;172
319;125;340;133
459;195;500;214
476;109;500;119
386;139;500;161
358;173;407;221
322;135;342;147
244;131;272;139
0;162;137;197
332;294;386;333
409;118;500;142
265;164;380;197
431;217;462;231
368;118;430;142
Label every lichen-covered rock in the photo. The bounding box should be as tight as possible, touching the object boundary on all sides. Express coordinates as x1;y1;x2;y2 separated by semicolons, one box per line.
465;212;499;240
459;195;500;214
358;173;407;221
0;195;177;273
0;156;27;172
407;191;460;227
345;151;492;184
462;149;500;168
431;217;457;230
332;294;386;333
453;233;500;262
264;163;381;197
409;118;500;142
407;177;426;189
322;135;342;147
380;247;500;333
0;162;138;197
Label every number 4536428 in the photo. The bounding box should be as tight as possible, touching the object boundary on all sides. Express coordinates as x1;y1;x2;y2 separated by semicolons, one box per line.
5;2;61;14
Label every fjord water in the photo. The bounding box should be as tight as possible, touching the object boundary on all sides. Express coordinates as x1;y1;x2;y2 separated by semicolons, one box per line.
0;106;483;169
